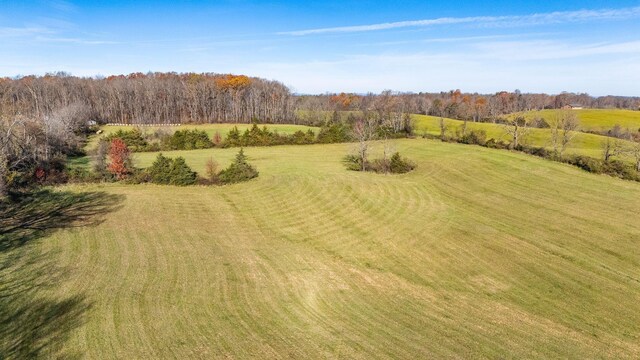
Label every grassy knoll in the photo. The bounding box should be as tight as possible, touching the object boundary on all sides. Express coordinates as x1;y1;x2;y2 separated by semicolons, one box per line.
413;114;635;160
511;109;640;132
3;139;640;358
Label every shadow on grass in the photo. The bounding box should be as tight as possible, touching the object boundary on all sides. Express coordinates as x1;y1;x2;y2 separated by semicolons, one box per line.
0;189;124;358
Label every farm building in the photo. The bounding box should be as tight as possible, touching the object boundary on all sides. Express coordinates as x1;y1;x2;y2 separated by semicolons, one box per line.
563;103;584;110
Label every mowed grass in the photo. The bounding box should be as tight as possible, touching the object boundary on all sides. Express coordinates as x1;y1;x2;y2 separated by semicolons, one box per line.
3;139;640;358
86;123;317;150
513;109;640;132
413;114;635;160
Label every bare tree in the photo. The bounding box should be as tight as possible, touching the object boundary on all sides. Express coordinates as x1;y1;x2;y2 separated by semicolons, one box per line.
602;137;624;162
624;141;640;172
439;117;447;141
0;118;37;198
560;112;580;156
93;139;109;178
503;116;530;149
352;117;377;171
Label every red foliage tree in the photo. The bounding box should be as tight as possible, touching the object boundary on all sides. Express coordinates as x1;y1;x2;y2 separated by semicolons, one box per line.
107;138;131;179
213;130;222;145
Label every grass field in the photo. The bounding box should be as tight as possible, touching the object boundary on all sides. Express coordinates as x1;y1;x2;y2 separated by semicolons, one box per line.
511;109;640;132
3;139;640;358
413;114;636;160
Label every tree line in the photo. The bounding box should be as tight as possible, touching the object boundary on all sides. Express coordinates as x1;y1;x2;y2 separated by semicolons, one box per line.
0;72;295;125
296;90;640;124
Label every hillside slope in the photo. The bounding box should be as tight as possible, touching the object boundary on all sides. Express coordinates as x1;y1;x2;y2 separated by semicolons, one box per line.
413;114;636;160
3;140;640;358
512;109;640;132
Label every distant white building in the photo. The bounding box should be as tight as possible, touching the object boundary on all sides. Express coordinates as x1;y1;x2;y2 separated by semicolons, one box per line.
563;104;584;110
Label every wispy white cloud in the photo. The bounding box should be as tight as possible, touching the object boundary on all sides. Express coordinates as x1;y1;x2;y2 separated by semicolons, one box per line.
473;39;640;61
0;26;53;37
237;37;640;95
34;36;118;45
359;33;552;47
281;6;640;36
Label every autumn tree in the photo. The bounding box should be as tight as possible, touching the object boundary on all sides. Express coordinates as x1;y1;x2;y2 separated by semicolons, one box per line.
107;138;131;179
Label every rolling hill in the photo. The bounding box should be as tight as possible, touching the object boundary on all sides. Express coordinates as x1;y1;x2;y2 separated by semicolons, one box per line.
511;109;640;132
3;139;640;358
413;114;637;161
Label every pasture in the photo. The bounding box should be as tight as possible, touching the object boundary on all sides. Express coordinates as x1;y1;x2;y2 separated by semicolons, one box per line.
413;114;636;160
512;109;640;132
3;139;640;358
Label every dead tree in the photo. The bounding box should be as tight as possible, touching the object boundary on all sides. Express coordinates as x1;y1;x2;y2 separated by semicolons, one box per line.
352;117;377;171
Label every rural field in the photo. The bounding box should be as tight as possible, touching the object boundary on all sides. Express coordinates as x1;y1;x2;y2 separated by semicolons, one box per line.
3;2;640;358
511;109;640;132
413;114;638;160
3;139;640;358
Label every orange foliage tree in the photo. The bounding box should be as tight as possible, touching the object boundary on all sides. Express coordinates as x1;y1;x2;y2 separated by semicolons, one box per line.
214;75;252;90
107;138;131;179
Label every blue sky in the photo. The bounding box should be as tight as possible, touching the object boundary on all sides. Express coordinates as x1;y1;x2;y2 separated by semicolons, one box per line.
1;0;640;95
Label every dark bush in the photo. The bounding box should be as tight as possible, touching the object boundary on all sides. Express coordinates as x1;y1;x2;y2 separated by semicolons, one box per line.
290;129;316;145
147;153;197;186
459;130;487;146
343;154;364;171
531;117;550;128
225;126;242;147
564;155;604;174
218;149;259;184
167;129;213;150
519;145;551;158
485;138;510;149
126;168;152;184
344;152;415;174
103;128;148;151
389;152;415;174
66;167;99;183
318;122;351;143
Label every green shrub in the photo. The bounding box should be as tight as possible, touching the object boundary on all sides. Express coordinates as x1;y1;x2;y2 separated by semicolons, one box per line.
485;138;509;149
168;130;213;150
126;168;152;184
291;129;316;145
104;129;148;151
318;122;351;143
225;126;242;147
218;149;259;184
147;153;197;186
344;152;415;174
389;152;415;174
343;154;365;171
66;166;99;183
223;124;316;147
168;157;197;185
459;130;487;146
